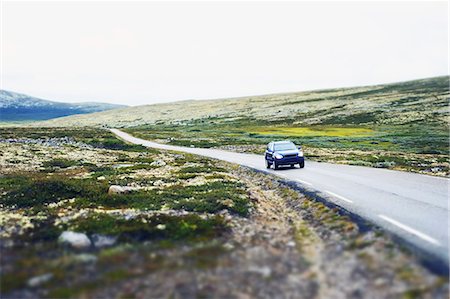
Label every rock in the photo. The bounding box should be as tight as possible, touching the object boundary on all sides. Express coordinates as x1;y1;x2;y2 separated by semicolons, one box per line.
27;273;53;287
58;231;91;249
153;180;165;187
223;242;234;250
74;253;98;263
108;185;139;195
248;265;272;278
374;161;395;168
150;160;166;167
0;137;92;149
156;224;166;230
97;176;106;181
108;185;126;195
374;277;387;286
91;234;117;248
286;241;296;247
431;167;442;173
113;164;134;169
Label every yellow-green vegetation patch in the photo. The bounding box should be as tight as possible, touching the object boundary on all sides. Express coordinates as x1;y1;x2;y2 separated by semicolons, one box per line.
250;126;374;137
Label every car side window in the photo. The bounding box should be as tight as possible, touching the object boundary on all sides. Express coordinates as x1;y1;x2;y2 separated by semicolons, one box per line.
269;143;274;152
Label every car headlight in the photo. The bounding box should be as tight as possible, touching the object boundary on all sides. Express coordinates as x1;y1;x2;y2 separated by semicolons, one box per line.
274;153;283;159
298;150;304;157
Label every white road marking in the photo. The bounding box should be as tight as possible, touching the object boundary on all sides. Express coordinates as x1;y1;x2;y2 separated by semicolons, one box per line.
325;190;353;203
378;214;441;246
296;179;312;186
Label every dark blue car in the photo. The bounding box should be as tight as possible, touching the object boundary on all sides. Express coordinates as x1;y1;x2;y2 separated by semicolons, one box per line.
265;141;305;169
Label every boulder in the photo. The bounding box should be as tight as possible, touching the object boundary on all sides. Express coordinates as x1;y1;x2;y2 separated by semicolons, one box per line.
58;231;91;249
150;160;166;167
27;273;53;288
91;234;117;248
74;253;98;263
108;185;125;195
108;185;138;195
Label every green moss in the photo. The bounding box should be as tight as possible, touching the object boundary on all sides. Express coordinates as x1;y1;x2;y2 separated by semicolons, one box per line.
347;236;374;250
73;193;160;211
43;158;80;169
300;198;356;234
26;218;64;242
48;287;78;299
396;266;420;282
69;178;250;216
0;272;28;294
104;269;129;281
161;181;250;216
70;213;227;243
177;173;198;180
0;175;108;208
402;289;425;299
179;165;227;174
183;243;227;269
204;173;229;180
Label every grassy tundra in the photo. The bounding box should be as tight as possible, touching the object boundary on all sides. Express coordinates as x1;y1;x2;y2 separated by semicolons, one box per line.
1;127;448;298
35;76;450;176
125;77;449;176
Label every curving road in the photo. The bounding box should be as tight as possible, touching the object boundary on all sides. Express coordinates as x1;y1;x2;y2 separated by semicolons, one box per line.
111;129;449;268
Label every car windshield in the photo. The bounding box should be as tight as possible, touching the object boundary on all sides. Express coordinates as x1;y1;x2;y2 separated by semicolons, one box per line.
274;143;297;151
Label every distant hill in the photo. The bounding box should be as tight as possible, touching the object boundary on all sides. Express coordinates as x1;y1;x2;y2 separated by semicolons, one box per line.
35;76;449;128
0;90;126;121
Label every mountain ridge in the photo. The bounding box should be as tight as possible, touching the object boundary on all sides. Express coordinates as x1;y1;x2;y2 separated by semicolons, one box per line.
0;90;126;121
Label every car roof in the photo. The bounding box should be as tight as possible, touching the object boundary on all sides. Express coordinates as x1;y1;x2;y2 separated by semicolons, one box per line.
272;140;294;144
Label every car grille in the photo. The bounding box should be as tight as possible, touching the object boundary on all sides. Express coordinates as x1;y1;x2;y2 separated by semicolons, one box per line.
283;154;298;158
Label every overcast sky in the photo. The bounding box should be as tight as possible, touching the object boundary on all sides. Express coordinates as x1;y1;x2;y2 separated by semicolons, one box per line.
2;1;448;106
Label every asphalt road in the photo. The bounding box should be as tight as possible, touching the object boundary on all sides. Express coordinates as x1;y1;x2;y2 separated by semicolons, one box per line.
111;129;449;268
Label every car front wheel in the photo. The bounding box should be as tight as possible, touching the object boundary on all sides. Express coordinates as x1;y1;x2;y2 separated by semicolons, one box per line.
299;161;305;168
265;159;271;169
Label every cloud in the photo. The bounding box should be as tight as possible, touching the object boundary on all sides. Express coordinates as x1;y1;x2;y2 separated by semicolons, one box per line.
2;1;448;105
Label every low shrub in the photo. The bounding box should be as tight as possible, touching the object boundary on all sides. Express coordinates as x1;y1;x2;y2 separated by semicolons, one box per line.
71;213;227;242
1;176;108;208
43;158;79;169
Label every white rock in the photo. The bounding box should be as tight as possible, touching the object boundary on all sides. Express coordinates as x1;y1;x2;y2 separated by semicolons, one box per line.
223;242;235;250
58;231;91;249
108;185;138;195
74;253;98;263
153;180;165;187
286;241;296;247
27;273;53;288
91;234;117;248
150;160;166;167
248;266;272;278
156;224;166;230
108;185;125;195
97;176;106;181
